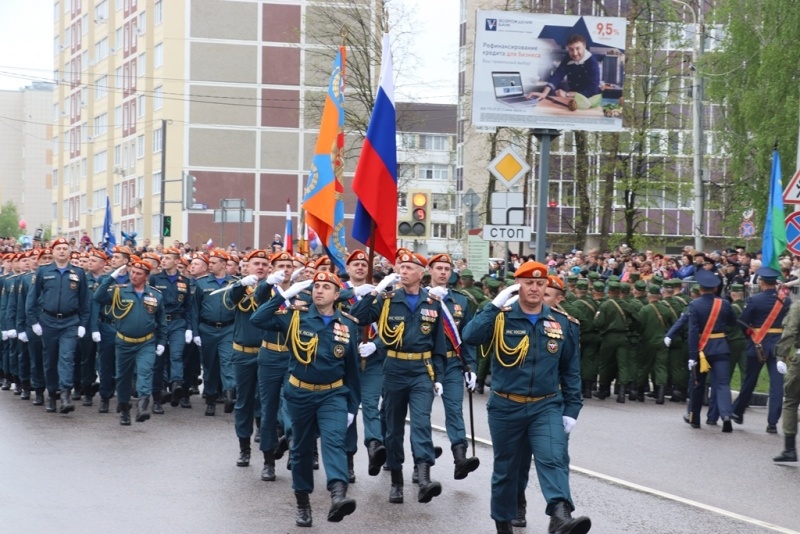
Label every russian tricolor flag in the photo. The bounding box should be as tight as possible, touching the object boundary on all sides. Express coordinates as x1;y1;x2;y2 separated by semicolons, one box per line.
352;32;397;261
284;199;293;254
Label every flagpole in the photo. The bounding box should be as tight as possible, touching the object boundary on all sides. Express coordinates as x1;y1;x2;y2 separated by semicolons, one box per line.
362;220;377;371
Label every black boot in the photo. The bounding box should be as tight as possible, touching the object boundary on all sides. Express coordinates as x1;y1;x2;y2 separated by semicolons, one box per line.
636;384;646;402
313;444;319;470
254;417;261;443
452;442;480;480
236;438;251;467
46;394;57;413
327;480;356;522
655;385;665;405
774;435;798;462
593;384;608;400
135;395;151;422
170;380;183;407
581;380;592;399
59;388;75;413
261;450;276;481
616;383;626;403
99;398;110;413
180;396;192;409
223;389;235;413
204;399;216;416
670;387;684;402
367;439;387;476
119;403;131;425
495;520;513;534
295;491;312;527
347;453;356;483
416;463;441;503
628;383;637;401
389;469;403;503
511;490;527;527
152;391;164;414
72;387;82;401
412;464;419;484
0;378;10;390
476;378;485;394
274;433;290;460
33;389;45;406
548;500;591;534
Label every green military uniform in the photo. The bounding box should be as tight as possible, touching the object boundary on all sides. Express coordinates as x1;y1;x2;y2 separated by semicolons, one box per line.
636;285;673;403
569;279;601;398
564;275;578;303
595;282;635;401
662;279;689;401
459;269;487;313
774;298;800;462
728;284;747;388
621;283;643;400
633;280;648;306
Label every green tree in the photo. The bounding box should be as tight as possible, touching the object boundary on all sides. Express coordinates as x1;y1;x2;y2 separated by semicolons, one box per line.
0;201;22;239
704;0;800;234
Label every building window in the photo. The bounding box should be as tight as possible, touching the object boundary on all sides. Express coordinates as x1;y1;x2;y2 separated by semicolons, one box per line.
94;150;107;173
420;135;449;151
152;128;162;153
137;94;145;117
152;171;162;194
431;193;452;211
153;86;163;110
137;11;146;34
397;191;407;208
137;135;144;158
432;223;448;238
113;183;121;205
96;0;109;20
95;37;109;60
93;113;108;136
114;144;121;166
152;214;161;236
137;176;144;199
81;158;87;177
54;2;60;21
81;194;87;213
154;0;163;24
114;106;122;127
154;43;163;67
82;14;88;35
52;203;58;220
53;169;59;186
419;164;449;180
138;52;145;76
397;133;417;149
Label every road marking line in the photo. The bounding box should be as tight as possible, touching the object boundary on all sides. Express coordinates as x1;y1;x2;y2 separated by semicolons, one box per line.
429;423;799;534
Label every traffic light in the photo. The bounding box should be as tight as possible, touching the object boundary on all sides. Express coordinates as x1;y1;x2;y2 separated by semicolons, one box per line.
162;215;172;237
398;190;430;239
184;173;197;209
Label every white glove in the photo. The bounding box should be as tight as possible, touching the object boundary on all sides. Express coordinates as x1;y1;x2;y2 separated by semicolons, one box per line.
664;336;672;347
110;265;126;279
355;284;376;297
240;274;259;287
688;359;696;371
347;413;355;427
185;330;193;344
266;270;285;285
506;295;519;306
32;323;43;336
193;336;202;347
1;331;7;341
290;269;303;283
777;361;788;374
77;326;86;338
91;331;101;343
492;283;520;308
156;344;165;356
18;332;29;343
7;329;16;339
428;286;448;300
464;371;477;391
434;382;443;396
359;342;376;358
282;279;313;300
563;416;577;434
375;273;398;293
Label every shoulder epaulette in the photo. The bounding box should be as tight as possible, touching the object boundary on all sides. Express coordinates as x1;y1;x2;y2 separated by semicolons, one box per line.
196;274;210;280
290;304;309;312
340;311;359;324
552;306;580;325
149;286;162;294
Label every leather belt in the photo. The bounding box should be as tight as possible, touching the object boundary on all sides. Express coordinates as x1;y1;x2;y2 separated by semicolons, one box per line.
708;333;726;339
387;350;431;361
233;342;260;354
44;310;77;319
288;375;343;391
200;319;234;328
261;341;288;352
446;350;458;358
98;316;115;325
493;391;556;404
116;332;154;344
165;313;185;321
752;328;783;334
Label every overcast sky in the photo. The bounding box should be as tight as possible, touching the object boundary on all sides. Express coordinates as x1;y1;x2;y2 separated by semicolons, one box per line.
0;0;458;104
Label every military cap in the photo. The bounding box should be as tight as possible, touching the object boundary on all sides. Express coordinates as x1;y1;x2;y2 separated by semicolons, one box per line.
142;252;161;263
690;284;700;295
448;271;460;285
228;254;240;264
51;237;69;248
192;253;209;264
628;272;641;282
88;249;108;261
293;254;308;266
620;282;631;293
23;250;36;259
647;285;662;295
244;249;269;262
591;281;605;292
513;261;548;279
130;255;142;263
37;248;53;258
113;245;132;256
163;247;182;256
179;257;190;267
347;250;369;265
460;269;474;279
428;253;452;266
587;271;600;280
548;275;565;291
756;266;781;283
633;280;646;291
396;251;427;267
607;281;621;291
730;283;744;292
695;269;720;289
650;275;664;286
312;271;341;288
607;275;620;283
576;279;589;289
314;256;332;268
395;247;412;258
130;260;151;273
484;278;501;289
566;274;578;282
208;249;230;261
269;251;293;265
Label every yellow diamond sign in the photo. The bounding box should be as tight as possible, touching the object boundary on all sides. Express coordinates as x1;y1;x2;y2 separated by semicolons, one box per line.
487;147;530;189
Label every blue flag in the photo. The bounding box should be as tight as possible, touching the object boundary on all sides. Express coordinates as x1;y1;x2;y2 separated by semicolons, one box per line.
102;196;116;256
762;149;787;271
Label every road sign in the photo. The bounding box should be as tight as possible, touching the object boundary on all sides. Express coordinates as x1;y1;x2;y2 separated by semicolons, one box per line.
490;192;525;225
786;212;800;254
482;225;530;242
487;147;530;189
782;169;800;204
739;220;756;240
462;188;480;208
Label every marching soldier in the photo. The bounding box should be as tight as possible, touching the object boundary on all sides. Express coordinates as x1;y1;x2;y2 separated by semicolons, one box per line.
94;259;167;425
3;254;23;396
621;282;644;401
462;261;590;534
773;296;800;462
662;279;689;402
193;249;238;416
252;271;360;527
727;283;748;387
16;248;52;405
732;266;791;433
636;285;672;404
595;281;633;402
78;249;107;406
25;237;89;414
570;280;601;399
349;252;447;505
149;247;194;412
11;251;37;400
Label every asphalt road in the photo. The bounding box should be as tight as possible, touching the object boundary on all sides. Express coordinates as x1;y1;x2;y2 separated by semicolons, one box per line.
1;387;798;534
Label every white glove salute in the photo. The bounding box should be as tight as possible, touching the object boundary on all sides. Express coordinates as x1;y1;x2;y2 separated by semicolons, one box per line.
266;270;285;285
239;274;259;287
185;330;193;344
281;279;313;300
193;336;202;347
347;413;355;427
91;332;101;343
562;416;577;434
777;361;787;374
32;324;43;337
18;332;29;343
290;269;303;283
110;265;127;279
434;382;443;396
156;345;165;356
7;329;17;339
77;326;86;338
464;371;477;391
664;336;672;347
492;284;520;308
506;295;520;307
358;342;376;358
375;273;398;294
428;286;448;300
688;359;696;371
355;284;376;297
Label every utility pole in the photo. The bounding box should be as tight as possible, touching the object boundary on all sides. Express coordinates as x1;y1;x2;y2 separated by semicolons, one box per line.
159;119;167;246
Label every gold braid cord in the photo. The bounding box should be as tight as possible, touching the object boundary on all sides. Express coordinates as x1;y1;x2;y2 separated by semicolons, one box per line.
288;309;318;365
110;286;133;320
378;298;404;348
237;287;258;313
492;313;529;368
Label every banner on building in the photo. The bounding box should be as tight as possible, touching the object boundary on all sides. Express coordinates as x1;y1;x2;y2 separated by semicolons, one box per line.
472;10;626;132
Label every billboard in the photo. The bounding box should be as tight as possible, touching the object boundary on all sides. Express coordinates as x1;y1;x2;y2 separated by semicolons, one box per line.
472;11;627;132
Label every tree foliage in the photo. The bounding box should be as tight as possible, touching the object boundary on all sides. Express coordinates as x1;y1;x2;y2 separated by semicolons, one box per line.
0;201;22;239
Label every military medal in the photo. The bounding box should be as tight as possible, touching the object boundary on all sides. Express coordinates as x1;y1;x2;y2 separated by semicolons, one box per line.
546;339;559;353
334;344;345;358
420;323;432;334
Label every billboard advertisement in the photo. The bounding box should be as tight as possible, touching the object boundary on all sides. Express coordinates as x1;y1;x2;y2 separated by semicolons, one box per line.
472;10;627;132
